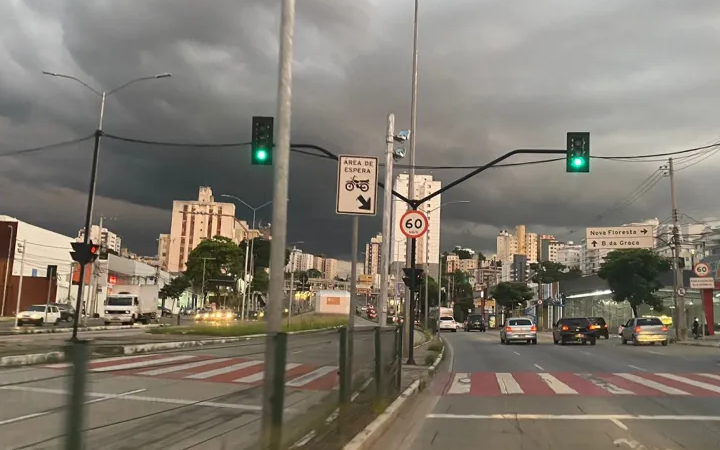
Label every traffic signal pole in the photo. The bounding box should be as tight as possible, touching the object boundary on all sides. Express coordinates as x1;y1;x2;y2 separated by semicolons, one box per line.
407;234;417;365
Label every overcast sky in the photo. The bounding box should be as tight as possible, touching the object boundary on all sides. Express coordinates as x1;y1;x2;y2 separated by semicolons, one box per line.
2;0;720;262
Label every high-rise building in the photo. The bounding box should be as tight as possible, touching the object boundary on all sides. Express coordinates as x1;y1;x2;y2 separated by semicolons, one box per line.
496;230;518;264
364;233;382;286
538;235;561;263
78;225;122;254
516;225;526;255
391;174;442;279
322;258;338;280
165;187;242;273
286;248;314;273
557;242;582;268
525;232;538;263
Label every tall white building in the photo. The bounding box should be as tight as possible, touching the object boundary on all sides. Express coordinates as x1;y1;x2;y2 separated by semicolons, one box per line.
286;248;314;273
496;230;518;264
78;225;122;254
557;242;582;268
391;174;442;278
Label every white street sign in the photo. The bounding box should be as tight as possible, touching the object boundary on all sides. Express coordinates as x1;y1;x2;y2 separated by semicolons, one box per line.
676;287;686;297
400;210;429;239
690;277;715;290
693;262;711;277
586;236;655;250
336;155;378;216
586;226;654;241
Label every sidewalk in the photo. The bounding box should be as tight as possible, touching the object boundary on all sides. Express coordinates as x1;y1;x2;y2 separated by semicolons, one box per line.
676;337;720;348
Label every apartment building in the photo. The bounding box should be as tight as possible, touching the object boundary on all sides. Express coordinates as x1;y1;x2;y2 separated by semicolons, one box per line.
165;187;239;273
538;235;561;263
287;248;314;273
496;230;518;264
78;225;122;254
557;242;582;268
364;233;382;286
322;258;338;280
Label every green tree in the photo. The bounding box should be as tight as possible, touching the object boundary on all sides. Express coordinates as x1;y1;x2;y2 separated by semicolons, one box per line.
244;238;290;272
184;236;245;298
491;282;534;310
159;275;191;309
252;270;269;293
476;252;486;262
564;266;582;279
597;249;670;317
530;261;567;284
452;247;473;260
307;268;322;278
419;275;440;309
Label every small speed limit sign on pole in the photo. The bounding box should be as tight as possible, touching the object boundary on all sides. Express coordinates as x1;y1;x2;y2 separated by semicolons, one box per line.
400;210;429;239
694;262;710;277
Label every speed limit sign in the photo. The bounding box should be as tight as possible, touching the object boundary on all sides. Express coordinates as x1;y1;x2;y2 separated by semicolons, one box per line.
694;262;711;277
400;210;429;239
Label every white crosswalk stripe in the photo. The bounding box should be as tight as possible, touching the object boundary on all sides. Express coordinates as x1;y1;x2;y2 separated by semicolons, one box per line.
538;373;577;394
286;366;338;387
184;360;264;380
656;373;720;394
448;373;471;394
604;373;691;395
92;355;196;373
234;363;302;384
138;358;234;376
496;373;523;394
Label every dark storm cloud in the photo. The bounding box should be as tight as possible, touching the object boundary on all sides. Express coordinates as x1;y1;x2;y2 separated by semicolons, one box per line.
2;0;720;259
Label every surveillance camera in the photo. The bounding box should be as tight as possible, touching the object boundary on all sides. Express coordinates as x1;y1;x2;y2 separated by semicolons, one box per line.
393;148;406;160
393;130;411;142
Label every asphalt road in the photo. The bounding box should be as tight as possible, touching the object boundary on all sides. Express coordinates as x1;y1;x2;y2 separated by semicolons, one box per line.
372;329;720;450
0;329;375;450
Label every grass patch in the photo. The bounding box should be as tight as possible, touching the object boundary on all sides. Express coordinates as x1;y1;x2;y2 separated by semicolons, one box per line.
427;340;444;353
424;351;439;366
147;314;349;337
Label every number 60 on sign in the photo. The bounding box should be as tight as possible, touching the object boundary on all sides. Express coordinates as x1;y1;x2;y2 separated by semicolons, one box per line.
400;210;429;239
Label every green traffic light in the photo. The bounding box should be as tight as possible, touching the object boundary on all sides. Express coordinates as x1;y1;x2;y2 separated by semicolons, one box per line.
256;149;268;161
572;156;585;167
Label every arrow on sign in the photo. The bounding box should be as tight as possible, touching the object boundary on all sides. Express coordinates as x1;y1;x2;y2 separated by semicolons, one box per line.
641;228;648;235
591;240;598;248
357;195;371;210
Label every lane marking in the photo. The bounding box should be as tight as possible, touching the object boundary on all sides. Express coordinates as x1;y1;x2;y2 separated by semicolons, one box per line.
610;419;629;431
137;358;233;376
0;385;266;411
614;373;690;395
447;373;471;394
648;351;662;355
513;351;521;356
185;360;263;380
533;364;544;371
656;373;720;393
426;413;720;421
538;373;577;394
234;363;302;384
627;365;646;372
91;355;196;373
0;388;146;426
292;350;303;354
698;373;720;381
496;373;523;394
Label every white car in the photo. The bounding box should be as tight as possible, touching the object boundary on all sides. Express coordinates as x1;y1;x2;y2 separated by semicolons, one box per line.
438;316;457;332
16;304;61;326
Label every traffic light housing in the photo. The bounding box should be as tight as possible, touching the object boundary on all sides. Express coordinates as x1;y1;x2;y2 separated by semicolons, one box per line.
251;116;274;165
70;242;100;265
566;132;590;173
402;268;424;290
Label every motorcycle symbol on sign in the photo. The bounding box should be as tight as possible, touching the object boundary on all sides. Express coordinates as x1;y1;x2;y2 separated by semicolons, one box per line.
345;176;370;192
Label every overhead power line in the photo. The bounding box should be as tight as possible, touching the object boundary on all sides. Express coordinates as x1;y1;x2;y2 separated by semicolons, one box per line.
0;134;95;158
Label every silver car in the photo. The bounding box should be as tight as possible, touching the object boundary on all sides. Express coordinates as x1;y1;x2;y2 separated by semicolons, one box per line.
500;317;537;345
621;317;668;346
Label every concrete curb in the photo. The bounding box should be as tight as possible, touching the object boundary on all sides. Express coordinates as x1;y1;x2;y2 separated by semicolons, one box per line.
122;325;345;355
339;340;445;450
0;351;65;368
2;323;165;335
676;340;720;348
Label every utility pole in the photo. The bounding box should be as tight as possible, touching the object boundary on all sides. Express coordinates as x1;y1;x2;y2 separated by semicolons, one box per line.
287;271;294;327
404;0;421;358
261;0;296;447
348;216;359;373
424;229;430;329
668;158;686;340
199;257;215;308
13;240;26;326
379;113;395;328
2;224;14;317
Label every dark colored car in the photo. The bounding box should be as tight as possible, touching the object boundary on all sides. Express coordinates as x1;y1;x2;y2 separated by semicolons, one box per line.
465;314;486;332
588;317;609;339
553;317;596;345
50;303;75;322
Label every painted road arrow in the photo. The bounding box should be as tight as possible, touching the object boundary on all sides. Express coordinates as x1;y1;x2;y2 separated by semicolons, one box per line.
357;195;371;210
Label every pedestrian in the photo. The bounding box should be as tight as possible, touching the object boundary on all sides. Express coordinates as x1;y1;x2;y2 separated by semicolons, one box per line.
692;318;700;339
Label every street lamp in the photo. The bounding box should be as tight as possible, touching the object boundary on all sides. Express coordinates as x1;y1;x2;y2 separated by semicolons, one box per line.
43;70;172;341
423;200;470;329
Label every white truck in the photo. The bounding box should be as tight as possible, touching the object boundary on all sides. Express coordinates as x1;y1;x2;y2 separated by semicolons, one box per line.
103;284;159;325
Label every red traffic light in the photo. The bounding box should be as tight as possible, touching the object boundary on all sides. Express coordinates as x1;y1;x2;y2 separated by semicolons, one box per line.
89;245;100;254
